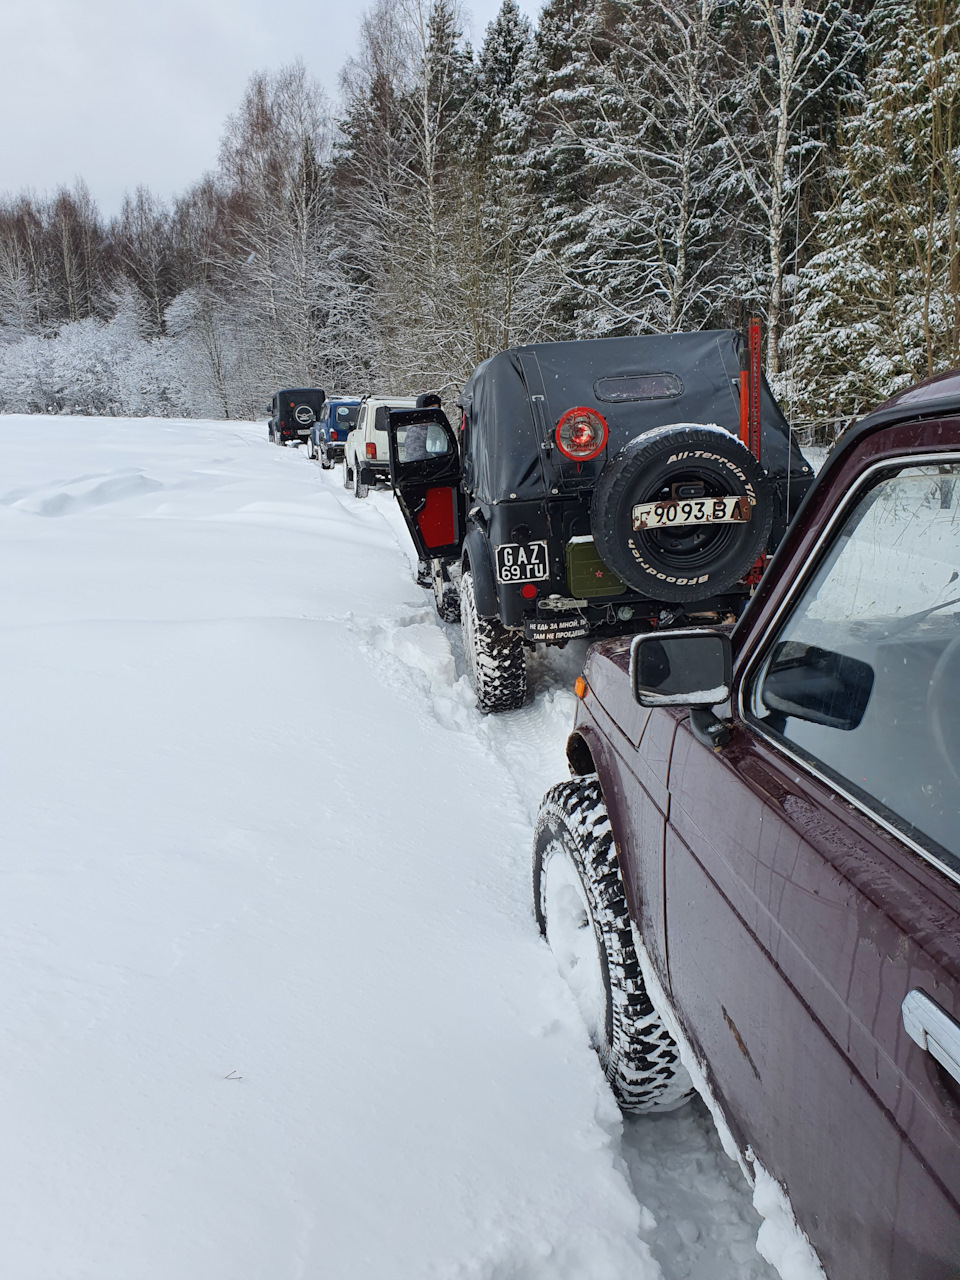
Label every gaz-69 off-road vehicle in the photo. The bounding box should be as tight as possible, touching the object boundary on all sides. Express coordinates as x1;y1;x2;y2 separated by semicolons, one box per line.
386;329;814;712
533;370;960;1279
267;387;326;446
306;396;361;468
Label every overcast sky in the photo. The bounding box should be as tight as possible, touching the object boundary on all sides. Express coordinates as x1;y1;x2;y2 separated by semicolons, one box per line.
1;0;539;217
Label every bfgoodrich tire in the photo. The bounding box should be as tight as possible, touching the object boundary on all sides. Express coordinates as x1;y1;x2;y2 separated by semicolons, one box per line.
534;777;693;1113
591;424;772;603
460;570;526;712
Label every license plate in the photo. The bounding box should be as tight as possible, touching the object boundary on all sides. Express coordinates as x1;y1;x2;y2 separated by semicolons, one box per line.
524;616;590;642
496;540;548;583
298;428;311;435
632;496;753;531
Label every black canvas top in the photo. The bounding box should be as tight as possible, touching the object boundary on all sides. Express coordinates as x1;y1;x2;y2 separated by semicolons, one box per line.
277;387;326;408
457;331;809;504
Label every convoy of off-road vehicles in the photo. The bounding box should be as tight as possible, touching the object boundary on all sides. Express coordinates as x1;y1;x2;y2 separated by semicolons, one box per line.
279;327;817;713
268;333;960;1280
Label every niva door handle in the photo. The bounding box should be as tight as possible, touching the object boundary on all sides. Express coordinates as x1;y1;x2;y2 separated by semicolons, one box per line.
902;989;960;1086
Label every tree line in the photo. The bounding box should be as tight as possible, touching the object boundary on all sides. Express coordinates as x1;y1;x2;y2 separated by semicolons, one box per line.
0;0;957;436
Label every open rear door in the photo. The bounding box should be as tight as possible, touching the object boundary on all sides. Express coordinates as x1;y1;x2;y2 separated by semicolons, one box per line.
386;408;465;562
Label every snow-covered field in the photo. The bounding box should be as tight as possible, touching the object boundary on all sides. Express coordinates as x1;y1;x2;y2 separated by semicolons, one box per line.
0;415;776;1280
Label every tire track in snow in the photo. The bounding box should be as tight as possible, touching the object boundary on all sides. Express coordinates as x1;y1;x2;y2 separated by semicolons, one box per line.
318;462;779;1280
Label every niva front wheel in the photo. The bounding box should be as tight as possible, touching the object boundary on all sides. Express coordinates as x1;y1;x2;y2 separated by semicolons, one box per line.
533;777;694;1113
460;571;526;713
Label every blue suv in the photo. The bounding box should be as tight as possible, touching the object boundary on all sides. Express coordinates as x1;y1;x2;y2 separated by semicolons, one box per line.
308;397;361;469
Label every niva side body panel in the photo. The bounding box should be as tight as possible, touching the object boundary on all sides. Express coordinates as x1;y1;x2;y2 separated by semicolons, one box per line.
564;392;960;1279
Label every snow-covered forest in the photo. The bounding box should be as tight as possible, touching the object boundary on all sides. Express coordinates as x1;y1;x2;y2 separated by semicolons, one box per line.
0;0;957;434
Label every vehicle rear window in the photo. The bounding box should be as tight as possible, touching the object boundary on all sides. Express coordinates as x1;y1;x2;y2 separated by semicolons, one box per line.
746;462;960;874
593;373;683;402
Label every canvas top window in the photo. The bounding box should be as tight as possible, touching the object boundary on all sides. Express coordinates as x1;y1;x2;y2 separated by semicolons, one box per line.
593;373;683;403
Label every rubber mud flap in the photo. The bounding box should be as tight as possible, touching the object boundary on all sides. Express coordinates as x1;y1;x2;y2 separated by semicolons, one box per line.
591;424;772;603
463;527;498;618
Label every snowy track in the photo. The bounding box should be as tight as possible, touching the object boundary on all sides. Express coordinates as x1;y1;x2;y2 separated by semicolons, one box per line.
0;416;776;1280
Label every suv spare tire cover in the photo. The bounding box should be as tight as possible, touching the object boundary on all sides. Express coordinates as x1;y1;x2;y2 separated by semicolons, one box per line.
294;404;316;425
590;423;772;603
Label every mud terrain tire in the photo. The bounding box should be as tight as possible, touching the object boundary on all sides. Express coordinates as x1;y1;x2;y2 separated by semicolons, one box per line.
460;570;525;712
591;424;771;603
435;580;461;624
534;777;693;1113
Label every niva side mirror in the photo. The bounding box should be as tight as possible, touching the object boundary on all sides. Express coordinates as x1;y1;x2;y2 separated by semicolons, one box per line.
631;630;732;708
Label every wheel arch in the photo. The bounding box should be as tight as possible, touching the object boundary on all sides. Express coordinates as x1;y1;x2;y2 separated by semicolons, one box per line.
565;725;633;894
566;730;596;777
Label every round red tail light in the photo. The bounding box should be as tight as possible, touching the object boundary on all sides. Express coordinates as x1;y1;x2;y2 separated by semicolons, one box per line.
555;407;608;460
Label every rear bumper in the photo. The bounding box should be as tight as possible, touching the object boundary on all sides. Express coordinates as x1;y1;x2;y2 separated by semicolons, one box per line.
324;443;345;462
501;586;752;638
358;461;391;486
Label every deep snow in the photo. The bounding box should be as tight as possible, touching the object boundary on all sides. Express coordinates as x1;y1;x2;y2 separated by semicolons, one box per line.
0;415;778;1280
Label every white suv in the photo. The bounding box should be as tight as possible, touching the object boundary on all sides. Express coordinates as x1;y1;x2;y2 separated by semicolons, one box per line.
343;395;418;498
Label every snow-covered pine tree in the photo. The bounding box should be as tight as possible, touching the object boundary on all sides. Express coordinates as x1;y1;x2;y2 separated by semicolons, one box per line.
789;0;960;425
454;0;533;364
502;0;604;339
548;0;741;337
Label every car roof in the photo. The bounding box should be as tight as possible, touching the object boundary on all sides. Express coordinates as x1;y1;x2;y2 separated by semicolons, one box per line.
809;368;960;493
842;368;960;437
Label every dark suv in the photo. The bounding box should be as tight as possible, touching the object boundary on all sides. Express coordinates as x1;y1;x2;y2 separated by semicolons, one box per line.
533;371;960;1279
267;388;326;446
388;330;813;712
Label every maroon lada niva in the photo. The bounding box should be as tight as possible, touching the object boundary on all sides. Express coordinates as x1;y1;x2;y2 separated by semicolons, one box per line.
534;372;960;1279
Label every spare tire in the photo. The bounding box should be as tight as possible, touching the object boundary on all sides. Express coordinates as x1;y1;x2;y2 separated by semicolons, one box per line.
591;424;772;603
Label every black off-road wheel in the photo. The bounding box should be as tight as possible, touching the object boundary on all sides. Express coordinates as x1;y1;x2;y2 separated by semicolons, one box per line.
591;424;772;603
343;459;353;490
354;463;369;500
320;446;334;471
460;570;526;712
435;580;461;624
534;777;694;1113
